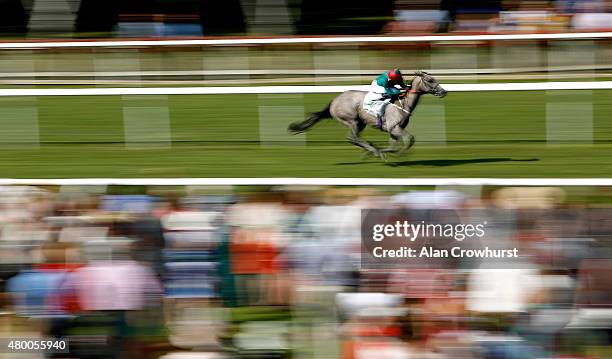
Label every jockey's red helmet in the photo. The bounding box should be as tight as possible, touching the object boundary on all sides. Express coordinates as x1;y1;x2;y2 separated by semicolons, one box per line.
388;68;402;81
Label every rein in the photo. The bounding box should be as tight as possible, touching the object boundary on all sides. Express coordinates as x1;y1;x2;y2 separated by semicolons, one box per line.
391;97;410;114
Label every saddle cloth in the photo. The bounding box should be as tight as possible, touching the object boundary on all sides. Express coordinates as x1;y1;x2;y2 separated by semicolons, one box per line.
362;91;388;116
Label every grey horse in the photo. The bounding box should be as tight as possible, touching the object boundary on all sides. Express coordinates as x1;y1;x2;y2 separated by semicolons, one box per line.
288;71;448;159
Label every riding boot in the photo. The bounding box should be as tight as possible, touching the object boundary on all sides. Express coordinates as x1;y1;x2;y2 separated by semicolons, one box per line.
377;113;383;129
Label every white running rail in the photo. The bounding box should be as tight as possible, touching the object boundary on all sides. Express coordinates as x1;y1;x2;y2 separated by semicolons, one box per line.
2;32;612;49
0;178;611;186
0;81;611;97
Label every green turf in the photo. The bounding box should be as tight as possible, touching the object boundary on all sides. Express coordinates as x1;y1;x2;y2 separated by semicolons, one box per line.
1;90;611;178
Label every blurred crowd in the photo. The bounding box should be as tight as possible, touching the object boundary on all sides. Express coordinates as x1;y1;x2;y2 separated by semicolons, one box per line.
2;0;612;38
0;184;610;358
388;0;612;34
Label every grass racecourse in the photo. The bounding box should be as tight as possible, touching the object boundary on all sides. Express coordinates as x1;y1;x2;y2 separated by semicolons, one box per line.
1;89;611;178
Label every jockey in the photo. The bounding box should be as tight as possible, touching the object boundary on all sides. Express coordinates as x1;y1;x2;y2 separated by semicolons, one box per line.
370;68;410;128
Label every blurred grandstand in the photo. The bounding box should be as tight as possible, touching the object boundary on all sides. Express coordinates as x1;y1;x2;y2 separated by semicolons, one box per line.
1;0;612;38
0;184;611;358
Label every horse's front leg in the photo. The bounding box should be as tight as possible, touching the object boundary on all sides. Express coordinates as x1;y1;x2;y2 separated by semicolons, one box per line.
381;111;410;153
390;126;415;154
381;133;399;153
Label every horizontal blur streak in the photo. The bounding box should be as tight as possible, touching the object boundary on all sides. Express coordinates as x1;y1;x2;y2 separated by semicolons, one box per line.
0;184;610;358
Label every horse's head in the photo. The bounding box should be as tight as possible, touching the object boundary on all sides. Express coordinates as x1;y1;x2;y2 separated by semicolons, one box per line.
412;71;448;98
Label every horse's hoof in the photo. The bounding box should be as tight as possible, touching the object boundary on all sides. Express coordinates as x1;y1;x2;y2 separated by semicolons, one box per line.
398;146;415;156
361;150;386;161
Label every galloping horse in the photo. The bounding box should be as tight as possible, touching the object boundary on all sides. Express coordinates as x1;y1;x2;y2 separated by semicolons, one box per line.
288;71;448;160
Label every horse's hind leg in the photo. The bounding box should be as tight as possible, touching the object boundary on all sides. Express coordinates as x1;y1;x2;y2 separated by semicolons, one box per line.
346;121;384;160
390;126;415;154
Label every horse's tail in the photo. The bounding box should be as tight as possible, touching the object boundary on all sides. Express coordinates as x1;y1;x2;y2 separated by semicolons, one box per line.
288;102;331;134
